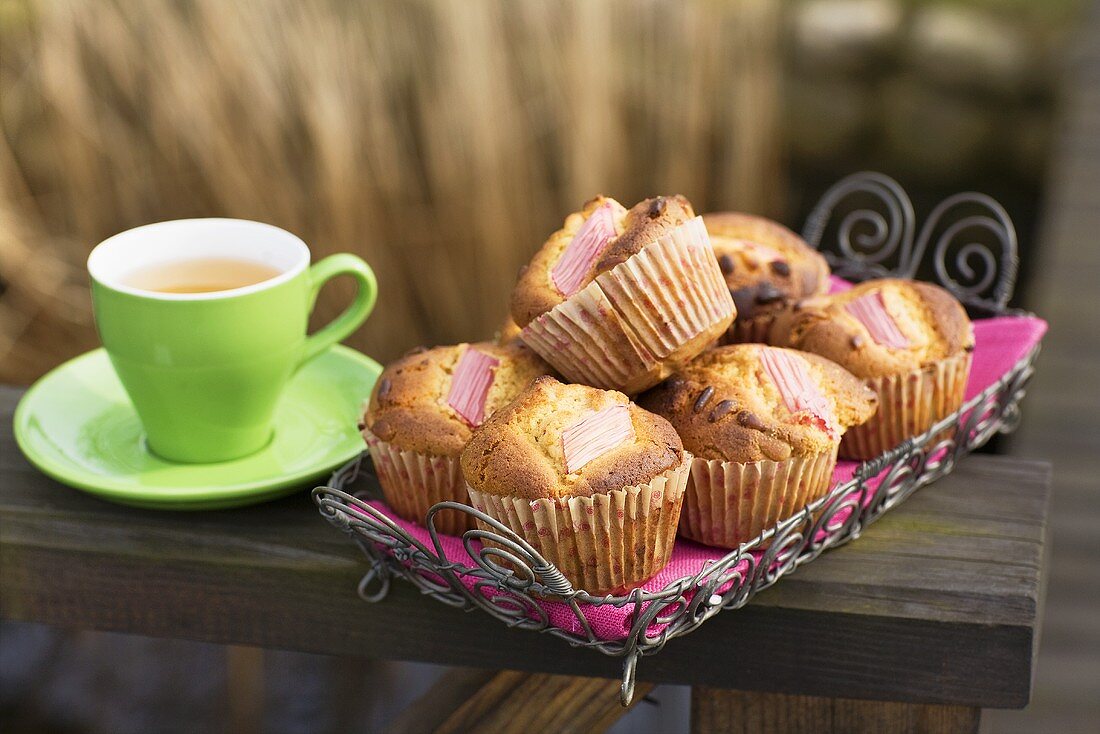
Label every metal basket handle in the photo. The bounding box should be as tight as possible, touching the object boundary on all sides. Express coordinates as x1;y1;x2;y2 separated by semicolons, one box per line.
802;171;1019;313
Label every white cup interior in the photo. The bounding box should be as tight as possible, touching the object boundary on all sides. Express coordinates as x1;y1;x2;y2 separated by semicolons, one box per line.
87;218;310;300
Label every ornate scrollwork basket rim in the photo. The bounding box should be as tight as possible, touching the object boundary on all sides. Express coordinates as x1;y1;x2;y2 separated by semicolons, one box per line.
313;172;1041;707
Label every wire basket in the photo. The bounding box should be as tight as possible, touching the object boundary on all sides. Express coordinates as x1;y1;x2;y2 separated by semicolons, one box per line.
313;172;1039;705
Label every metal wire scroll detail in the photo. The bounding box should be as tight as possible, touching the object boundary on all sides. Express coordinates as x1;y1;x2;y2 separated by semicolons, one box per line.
802;171;916;278
314;173;1038;706
802;171;1019;312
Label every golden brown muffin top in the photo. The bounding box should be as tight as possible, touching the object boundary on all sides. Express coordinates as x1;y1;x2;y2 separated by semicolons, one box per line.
460;376;685;500
703;212;830;321
364;340;551;457
510;194;697;327
767;279;974;379
638;345;878;463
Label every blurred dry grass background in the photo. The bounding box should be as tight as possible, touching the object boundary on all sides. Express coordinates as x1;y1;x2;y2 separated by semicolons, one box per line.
0;0;783;384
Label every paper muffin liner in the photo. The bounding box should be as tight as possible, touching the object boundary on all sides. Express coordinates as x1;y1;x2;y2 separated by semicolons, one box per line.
840;350;973;460
722;313;775;345
521;217;734;394
680;447;838;549
465;457;692;596
363;431;476;536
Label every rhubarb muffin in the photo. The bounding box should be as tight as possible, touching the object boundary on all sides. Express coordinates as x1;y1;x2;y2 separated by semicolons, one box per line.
703;212;830;343
767;279;974;459
363;340;551;534
638;345;877;549
461;376;691;596
512;195;736;394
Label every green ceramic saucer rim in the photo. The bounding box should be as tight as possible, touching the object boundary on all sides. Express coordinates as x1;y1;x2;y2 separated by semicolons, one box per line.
13;345;379;507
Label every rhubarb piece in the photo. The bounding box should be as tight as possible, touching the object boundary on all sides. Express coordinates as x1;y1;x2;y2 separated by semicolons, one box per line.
561;405;635;474
845;291;910;348
551;201;623;296
446;347;500;426
760;347;839;439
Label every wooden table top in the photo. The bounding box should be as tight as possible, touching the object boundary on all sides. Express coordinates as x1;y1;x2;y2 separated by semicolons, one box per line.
0;385;1051;708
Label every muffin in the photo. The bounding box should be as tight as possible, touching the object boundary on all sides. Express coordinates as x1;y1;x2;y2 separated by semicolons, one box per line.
638;345;877;549
703;212;830;343
362;340;551;535
461;376;691;596
512;195;736;394
768;279;974;460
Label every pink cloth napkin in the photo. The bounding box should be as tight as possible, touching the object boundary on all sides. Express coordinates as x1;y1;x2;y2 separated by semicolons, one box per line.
351;308;1047;641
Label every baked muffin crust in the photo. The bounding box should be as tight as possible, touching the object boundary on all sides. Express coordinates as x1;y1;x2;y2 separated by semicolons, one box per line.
703;212;830;321
768;279;974;379
510;195;697;328
638;345;877;463
461;376;684;500
364;340;550;457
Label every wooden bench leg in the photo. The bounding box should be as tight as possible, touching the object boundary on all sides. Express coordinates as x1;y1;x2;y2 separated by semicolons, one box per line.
226;646;265;734
388;668;654;734
691;689;980;734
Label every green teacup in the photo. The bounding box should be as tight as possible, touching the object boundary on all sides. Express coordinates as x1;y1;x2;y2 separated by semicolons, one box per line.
88;218;377;463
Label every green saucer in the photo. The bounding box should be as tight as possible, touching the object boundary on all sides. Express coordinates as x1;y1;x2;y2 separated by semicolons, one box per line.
13;345;380;510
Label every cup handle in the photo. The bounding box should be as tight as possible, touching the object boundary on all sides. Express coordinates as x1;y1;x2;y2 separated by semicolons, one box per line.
299;253;377;368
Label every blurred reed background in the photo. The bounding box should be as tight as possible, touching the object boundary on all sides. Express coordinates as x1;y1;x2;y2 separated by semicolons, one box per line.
0;0;784;384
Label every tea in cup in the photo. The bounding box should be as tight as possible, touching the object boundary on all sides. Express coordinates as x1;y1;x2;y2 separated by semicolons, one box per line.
87;218;376;463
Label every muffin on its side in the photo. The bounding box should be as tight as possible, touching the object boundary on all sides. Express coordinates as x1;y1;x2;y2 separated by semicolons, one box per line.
703;212;830;344
512;195;736;394
461;376;691;595
363;340;551;534
768;278;974;459
639;345;877;549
